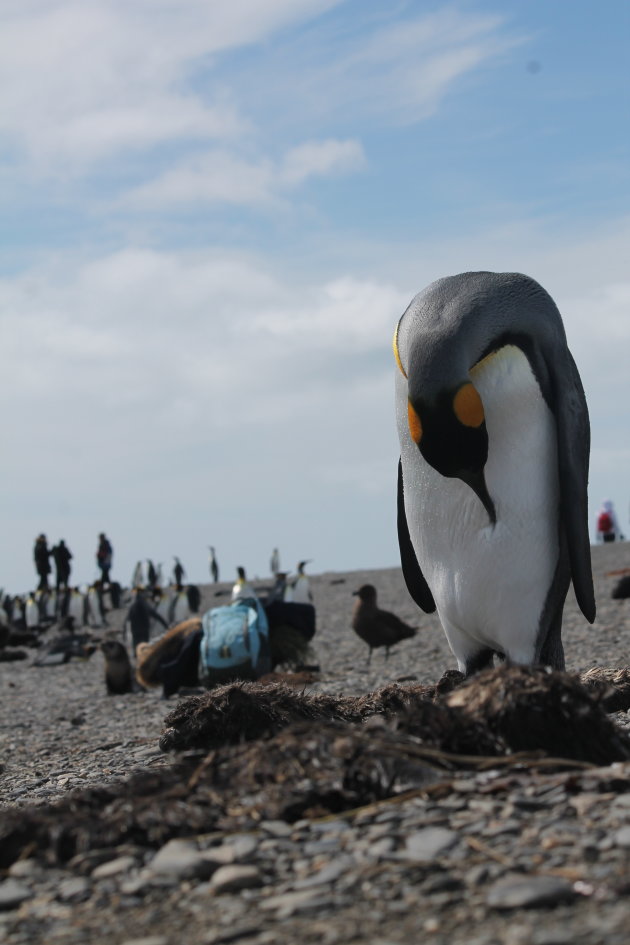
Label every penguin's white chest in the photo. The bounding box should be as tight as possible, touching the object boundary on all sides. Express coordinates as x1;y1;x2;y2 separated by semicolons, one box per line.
172;593;189;622
69;593;84;623
398;345;559;667
291;576;312;604
25;600;39;628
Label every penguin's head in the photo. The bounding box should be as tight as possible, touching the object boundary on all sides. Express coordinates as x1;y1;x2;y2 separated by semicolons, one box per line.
394;319;495;522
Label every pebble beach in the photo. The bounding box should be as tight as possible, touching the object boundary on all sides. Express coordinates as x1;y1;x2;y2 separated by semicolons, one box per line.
1;542;630;945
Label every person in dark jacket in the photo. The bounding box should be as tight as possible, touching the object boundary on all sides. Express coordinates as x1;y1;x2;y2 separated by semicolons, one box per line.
124;589;169;653
96;533;113;584
33;534;51;590
51;540;73;590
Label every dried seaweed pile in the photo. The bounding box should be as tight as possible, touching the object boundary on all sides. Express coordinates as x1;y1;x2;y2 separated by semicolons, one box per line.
2;665;630;870
158;670;467;752
159;682;366;751
160;665;630;763
445;667;630;766
579;666;630;712
0;721;450;868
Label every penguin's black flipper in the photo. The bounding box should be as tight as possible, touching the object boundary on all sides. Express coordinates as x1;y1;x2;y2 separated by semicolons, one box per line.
397;458;436;613
554;349;596;623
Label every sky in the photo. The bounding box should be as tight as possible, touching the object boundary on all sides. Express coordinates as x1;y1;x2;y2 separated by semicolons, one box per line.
1;0;629;593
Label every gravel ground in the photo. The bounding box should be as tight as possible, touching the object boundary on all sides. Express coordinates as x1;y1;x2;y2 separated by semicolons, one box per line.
1;542;630;944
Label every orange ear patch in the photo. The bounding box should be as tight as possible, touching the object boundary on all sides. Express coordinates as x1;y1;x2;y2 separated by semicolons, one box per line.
392;322;407;378
453;383;484;427
407;400;422;443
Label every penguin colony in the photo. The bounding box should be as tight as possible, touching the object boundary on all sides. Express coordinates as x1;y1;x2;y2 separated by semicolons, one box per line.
394;271;595;675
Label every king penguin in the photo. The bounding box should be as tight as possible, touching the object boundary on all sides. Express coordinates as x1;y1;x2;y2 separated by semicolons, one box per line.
25;592;40;629
394;271;595;675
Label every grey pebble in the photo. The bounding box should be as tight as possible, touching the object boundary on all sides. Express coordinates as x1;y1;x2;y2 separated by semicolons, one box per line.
260;820;293;838
57;877;91;902
119;938;168;945
0;880;33;911
367;836;396;858
210;865;263;894
531;929;576;945
614;826;630;848
404;827;458;861
7;859;40;878
487;875;576;910
293;855;353;889
261;888;333;918
214;835;258;862
149;839;214;880
92;855;136;879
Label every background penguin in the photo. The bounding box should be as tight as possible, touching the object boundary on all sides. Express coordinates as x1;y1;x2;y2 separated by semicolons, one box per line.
172;556;185;590
270;547;280;577
25;592;40;629
169;586;191;624
153;586;171;624
186;584;201;613
232;566;256;601
394;271;595;675
147;559;157;588
351;584;417;663
68;587;87;628
33;589;49;624
131;561;144;588
11;595;26;628
44;589;57;622
87;583;108;628
126;588;169;651
287;560;313;604
208;546;219;583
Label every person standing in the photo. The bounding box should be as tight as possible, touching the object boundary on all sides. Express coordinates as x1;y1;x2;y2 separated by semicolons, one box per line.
173;556;185;590
596;500;621;543
33;534;51;590
96;533;113;583
51;540;73;590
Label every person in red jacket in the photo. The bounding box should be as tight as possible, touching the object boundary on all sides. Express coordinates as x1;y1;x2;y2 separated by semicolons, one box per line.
596;500;621;543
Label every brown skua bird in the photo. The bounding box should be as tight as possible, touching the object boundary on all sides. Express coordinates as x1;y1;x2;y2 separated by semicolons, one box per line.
351;583;417;663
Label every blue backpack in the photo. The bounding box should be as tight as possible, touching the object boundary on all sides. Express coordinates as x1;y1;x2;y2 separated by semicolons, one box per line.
199;597;271;685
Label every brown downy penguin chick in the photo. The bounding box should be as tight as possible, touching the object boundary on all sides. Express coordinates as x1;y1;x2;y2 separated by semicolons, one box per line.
351;584;417;664
101;638;133;694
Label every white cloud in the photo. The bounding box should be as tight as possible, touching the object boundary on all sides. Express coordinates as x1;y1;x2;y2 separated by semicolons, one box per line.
120;138;365;209
0;1;519;181
346;9;514;122
0;248;401;429
280;139;366;186
119;152;277;209
0;0;341;170
257;6;520;128
252;276;407;351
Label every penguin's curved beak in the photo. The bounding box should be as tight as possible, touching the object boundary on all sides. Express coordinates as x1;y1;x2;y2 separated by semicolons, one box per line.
458;468;496;525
